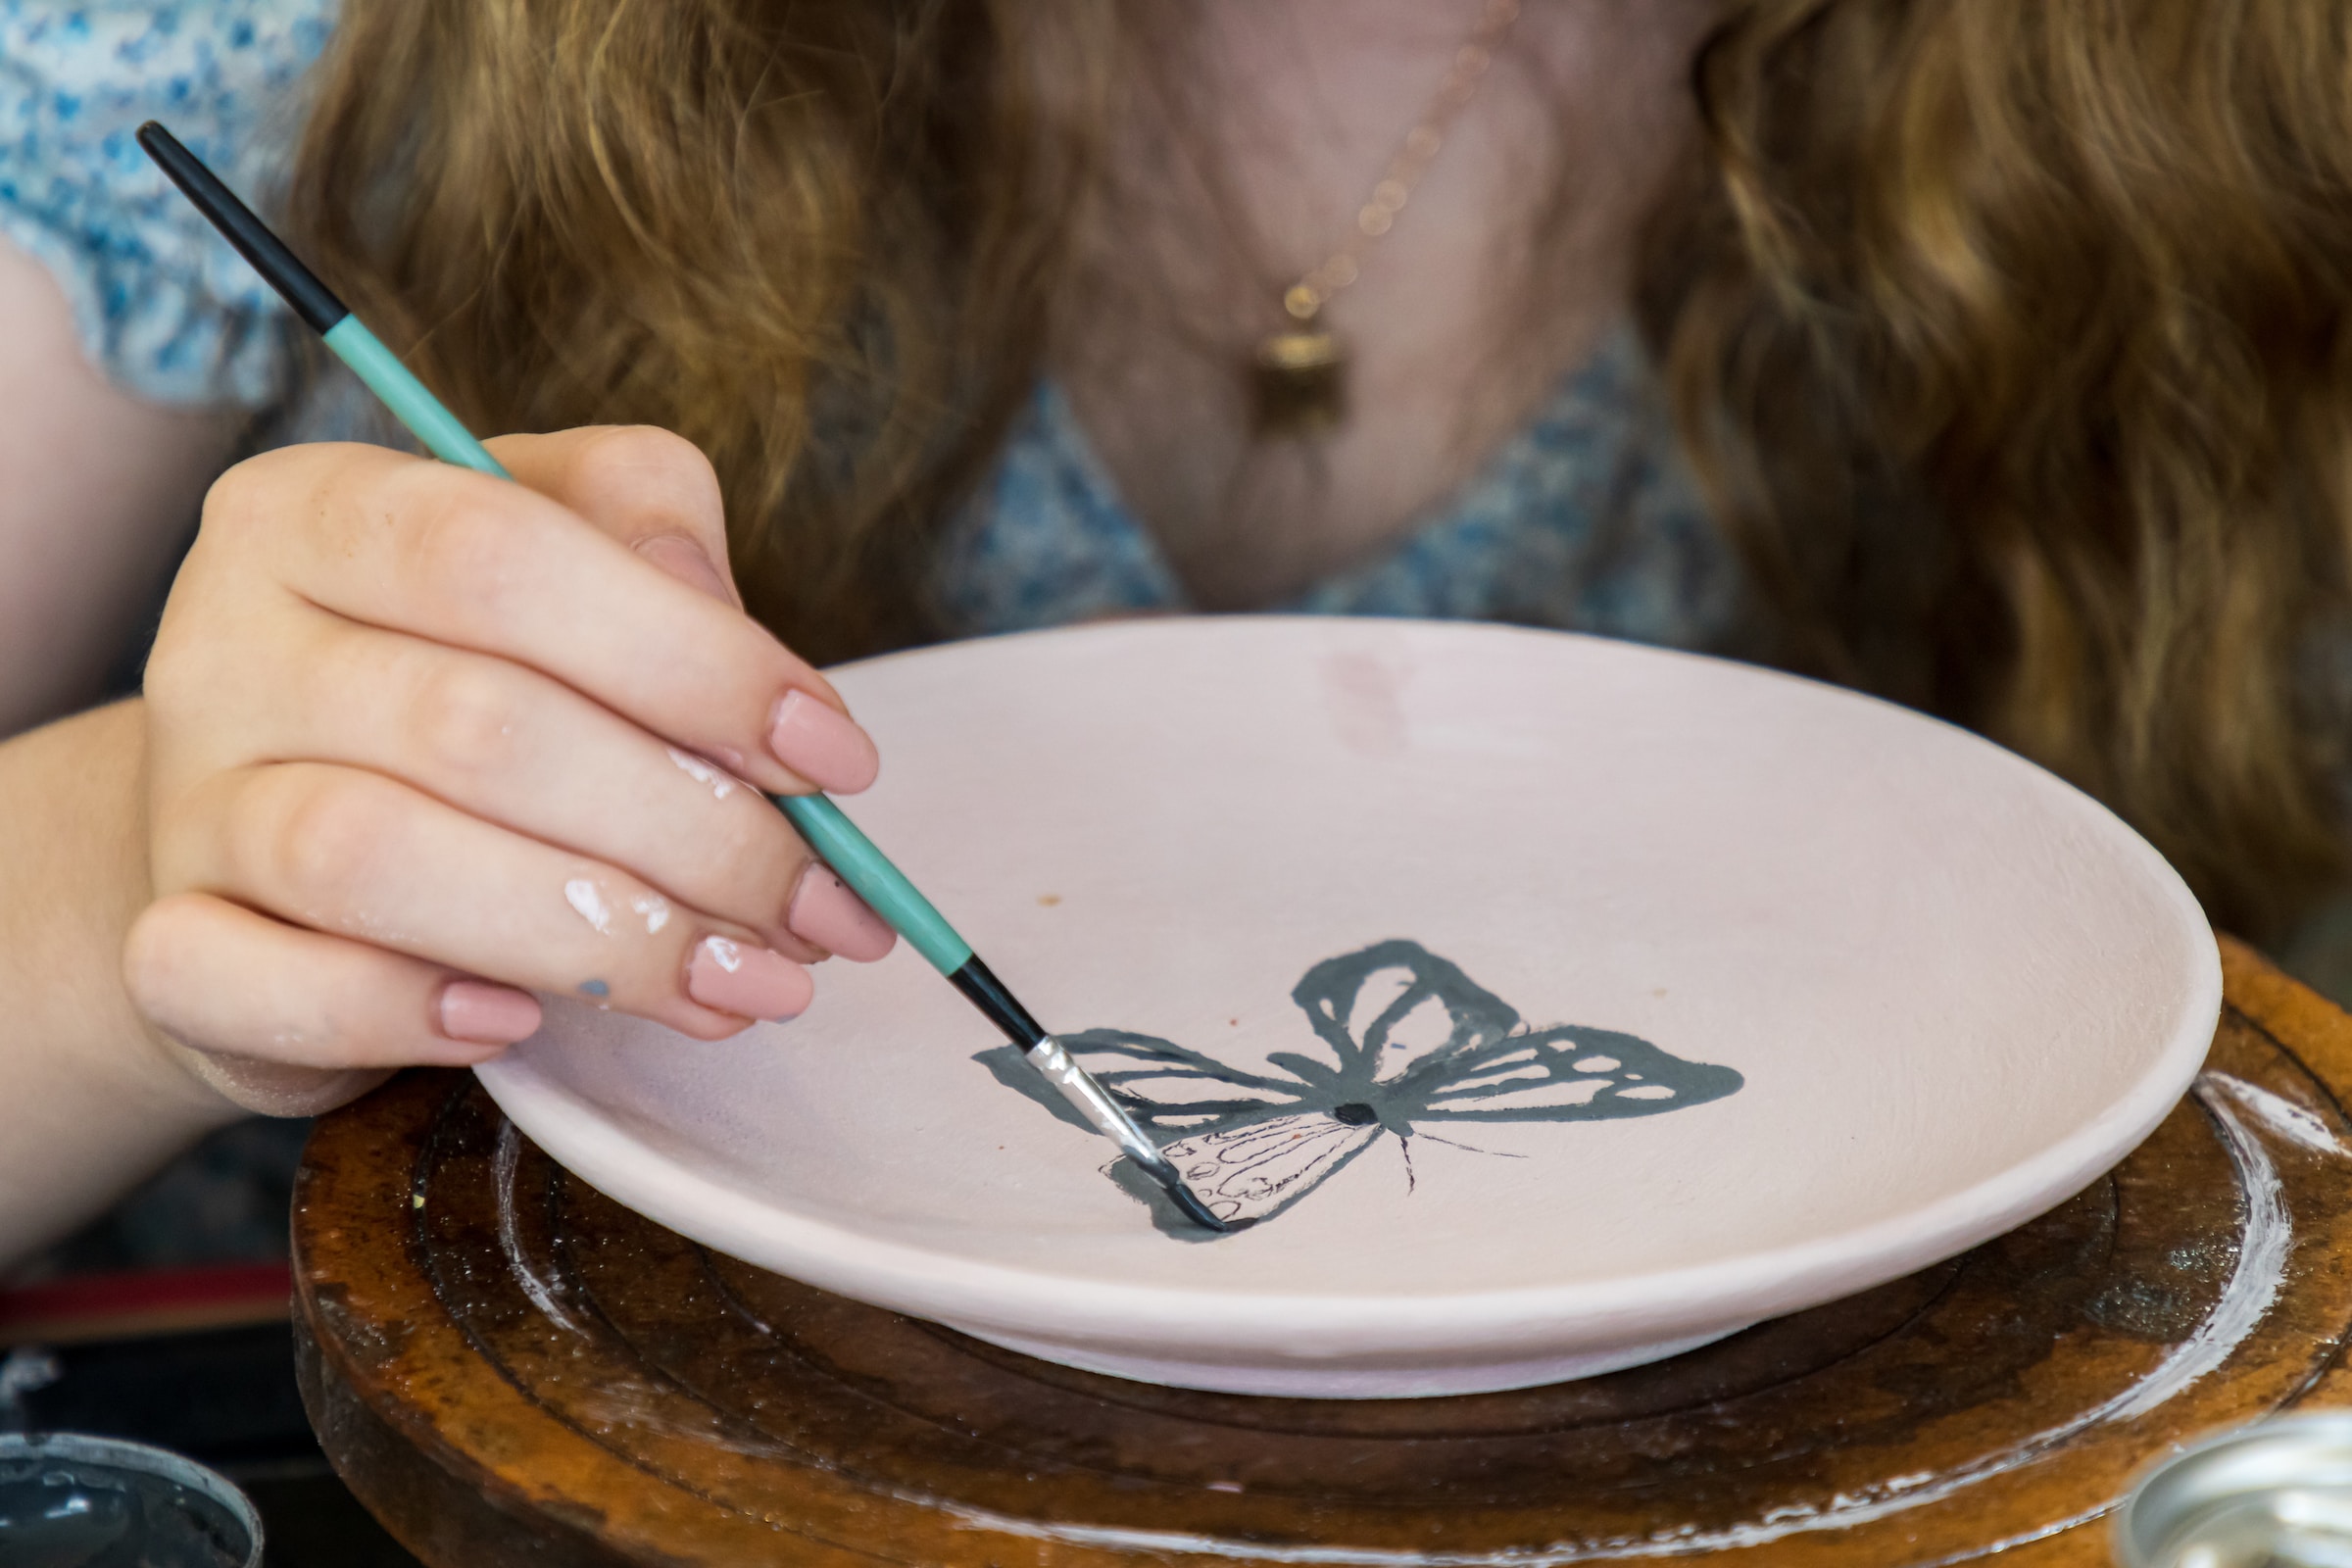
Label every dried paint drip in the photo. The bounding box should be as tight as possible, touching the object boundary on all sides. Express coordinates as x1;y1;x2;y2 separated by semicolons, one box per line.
2203;1074;2352;1160
978;940;1743;1234
493;1119;582;1336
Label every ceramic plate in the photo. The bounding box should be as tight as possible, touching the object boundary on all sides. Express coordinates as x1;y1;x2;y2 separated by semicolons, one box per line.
475;617;2220;1398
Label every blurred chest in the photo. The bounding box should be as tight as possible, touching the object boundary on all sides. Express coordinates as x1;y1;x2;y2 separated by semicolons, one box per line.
1050;0;1716;608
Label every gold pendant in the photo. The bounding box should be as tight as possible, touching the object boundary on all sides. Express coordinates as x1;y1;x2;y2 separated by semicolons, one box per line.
1250;326;1348;439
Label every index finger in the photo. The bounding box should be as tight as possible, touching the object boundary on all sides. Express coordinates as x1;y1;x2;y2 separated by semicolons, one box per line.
205;440;877;797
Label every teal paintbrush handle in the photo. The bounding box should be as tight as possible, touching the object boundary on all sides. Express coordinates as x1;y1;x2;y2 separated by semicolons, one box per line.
773;794;972;974
322;317;512;479
319;316;967;977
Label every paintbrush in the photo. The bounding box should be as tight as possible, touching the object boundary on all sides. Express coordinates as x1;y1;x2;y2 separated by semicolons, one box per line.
137;121;1230;1235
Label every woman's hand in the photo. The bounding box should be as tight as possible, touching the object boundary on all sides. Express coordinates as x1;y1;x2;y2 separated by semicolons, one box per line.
122;426;896;1114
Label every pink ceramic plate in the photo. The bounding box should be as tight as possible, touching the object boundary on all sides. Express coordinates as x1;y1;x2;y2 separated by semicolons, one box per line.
475;617;2220;1397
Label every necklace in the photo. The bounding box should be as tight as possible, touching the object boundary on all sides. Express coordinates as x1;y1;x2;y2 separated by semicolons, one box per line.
1250;0;1523;439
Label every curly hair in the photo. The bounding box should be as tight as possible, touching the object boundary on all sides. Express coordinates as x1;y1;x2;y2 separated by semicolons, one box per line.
290;0;2352;935
1651;0;2352;933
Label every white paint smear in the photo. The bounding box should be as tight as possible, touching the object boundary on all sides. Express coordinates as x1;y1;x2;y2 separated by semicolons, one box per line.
564;878;614;935
2205;1074;2351;1159
630;894;672;935
917;1073;2292;1564
494;1118;582;1336
667;748;738;800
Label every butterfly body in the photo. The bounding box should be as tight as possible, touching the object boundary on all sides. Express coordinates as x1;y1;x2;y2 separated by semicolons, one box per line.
978;940;1744;1235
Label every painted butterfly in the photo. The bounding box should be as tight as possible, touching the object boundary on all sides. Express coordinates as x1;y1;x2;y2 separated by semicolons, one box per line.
977;938;1744;1235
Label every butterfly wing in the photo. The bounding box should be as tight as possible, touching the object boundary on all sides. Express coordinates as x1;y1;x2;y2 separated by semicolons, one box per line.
975;1027;1309;1138
976;1032;1362;1237
1395;1023;1744;1123
1286;939;1524;1088
1110;1111;1386;1230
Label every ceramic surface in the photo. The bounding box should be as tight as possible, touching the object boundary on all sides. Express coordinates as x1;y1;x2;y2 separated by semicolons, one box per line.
476;617;2221;1398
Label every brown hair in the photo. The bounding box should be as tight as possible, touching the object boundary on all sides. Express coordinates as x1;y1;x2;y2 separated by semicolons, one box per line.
1651;0;2352;934
290;0;1094;661
291;0;2352;935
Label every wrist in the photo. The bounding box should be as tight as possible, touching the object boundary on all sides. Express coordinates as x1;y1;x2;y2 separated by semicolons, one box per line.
0;701;242;1261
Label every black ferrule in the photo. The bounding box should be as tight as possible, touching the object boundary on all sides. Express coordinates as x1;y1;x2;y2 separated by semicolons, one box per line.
949;957;1048;1050
137;122;349;334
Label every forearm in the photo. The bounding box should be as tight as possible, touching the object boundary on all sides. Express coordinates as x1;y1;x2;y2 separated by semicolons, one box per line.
0;237;238;740
0;700;240;1266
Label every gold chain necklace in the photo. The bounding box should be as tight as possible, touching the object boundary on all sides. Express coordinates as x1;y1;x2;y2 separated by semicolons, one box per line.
1250;0;1523;439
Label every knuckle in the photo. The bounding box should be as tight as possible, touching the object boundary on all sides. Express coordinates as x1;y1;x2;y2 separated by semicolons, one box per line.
642;802;803;941
195;444;325;551
410;659;525;779
402;491;537;611
237;768;394;909
571;425;724;525
139;623;209;711
195;452;270;540
576;423;718;486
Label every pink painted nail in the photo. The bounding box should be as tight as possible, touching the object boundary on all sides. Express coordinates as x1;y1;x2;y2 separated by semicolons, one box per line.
767;690;880;794
438;980;544;1045
688;936;814;1020
787;867;898;962
633;533;738;607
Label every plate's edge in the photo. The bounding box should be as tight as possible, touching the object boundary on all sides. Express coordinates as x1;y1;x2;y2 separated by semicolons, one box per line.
475;937;2213;1363
472;620;2226;1370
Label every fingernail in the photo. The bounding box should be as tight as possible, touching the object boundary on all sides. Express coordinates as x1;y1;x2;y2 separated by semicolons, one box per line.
787;866;898;962
767;689;880;793
438;980;544;1045
688;936;814;1021
634;533;739;607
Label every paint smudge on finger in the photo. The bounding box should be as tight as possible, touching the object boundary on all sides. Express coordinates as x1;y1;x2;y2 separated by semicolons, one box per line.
564;878;615;934
630;893;672;934
668;748;738;801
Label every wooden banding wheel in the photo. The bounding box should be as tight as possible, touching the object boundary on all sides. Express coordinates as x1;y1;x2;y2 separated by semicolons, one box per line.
294;939;2352;1566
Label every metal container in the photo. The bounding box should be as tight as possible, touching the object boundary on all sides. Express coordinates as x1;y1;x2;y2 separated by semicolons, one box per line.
0;1430;263;1567
2117;1412;2352;1567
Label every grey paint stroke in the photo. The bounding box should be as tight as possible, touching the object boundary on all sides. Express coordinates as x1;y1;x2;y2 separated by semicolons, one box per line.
978;939;1743;1235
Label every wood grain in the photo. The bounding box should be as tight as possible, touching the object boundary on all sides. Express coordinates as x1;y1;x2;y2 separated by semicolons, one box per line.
293;935;2352;1565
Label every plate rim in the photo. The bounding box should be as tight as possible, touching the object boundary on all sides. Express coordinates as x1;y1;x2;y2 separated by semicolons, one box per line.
475;617;2222;1363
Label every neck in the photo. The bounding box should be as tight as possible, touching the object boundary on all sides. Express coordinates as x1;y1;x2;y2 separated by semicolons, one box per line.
1047;0;1719;609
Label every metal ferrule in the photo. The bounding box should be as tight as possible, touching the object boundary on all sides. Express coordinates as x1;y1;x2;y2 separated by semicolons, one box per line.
1026;1037;1163;1168
1026;1037;1230;1232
